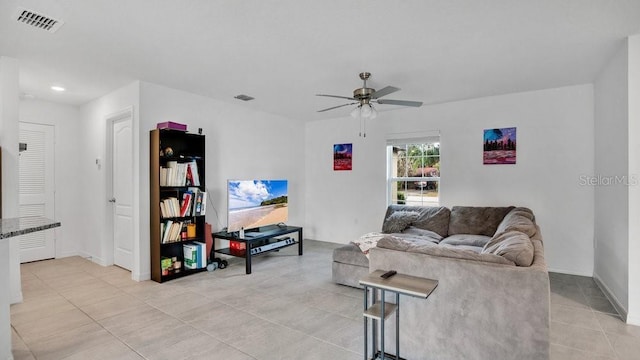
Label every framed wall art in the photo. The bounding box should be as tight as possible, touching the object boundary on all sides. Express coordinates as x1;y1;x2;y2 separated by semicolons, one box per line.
333;143;352;171
483;127;516;165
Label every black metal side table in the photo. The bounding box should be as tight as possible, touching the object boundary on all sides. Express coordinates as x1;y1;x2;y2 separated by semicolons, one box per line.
360;270;438;360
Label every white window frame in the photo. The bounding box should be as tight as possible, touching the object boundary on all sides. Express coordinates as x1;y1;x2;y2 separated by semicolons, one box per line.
386;133;440;207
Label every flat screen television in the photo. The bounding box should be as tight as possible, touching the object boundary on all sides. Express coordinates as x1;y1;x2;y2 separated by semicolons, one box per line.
227;179;288;233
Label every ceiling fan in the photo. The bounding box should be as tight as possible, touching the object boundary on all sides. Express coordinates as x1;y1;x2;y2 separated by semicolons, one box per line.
316;72;423;117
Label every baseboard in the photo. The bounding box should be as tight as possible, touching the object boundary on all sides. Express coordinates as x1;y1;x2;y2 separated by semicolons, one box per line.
133;271;150;282
627;313;640;326
546;267;593;277
593;273;628;321
55;250;79;259
10;291;23;305
78;251;110;267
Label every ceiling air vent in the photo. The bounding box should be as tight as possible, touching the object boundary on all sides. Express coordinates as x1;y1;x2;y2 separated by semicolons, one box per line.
14;7;64;33
234;94;255;101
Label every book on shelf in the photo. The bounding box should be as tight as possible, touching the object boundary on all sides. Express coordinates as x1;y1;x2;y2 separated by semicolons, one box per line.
183;243;198;269
162;220;173;243
190;160;200;186
159;160;200;187
162;220;189;243
194;241;207;268
193;191;207;216
180;191;193;217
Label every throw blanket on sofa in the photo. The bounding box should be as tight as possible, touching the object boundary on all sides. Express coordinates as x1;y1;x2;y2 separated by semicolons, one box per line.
351;232;386;258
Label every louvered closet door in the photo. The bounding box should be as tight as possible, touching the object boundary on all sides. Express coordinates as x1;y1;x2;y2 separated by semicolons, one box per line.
19;122;55;262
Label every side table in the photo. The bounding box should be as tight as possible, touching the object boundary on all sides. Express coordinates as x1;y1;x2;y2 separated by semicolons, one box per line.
359;270;438;360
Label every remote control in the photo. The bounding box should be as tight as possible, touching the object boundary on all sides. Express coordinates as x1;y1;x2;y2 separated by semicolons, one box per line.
380;270;397;279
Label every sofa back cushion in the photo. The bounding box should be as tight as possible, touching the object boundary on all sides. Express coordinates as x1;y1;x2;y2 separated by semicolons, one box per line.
448;206;514;236
383;205;450;237
482;230;534;266
494;207;537;237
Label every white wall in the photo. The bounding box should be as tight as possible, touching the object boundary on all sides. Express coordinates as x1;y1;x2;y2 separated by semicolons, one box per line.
594;40;630;314
306;84;595;276
79;82;141;272
137;82;306;280
19;99;83;258
0;55;20;360
627;34;640;325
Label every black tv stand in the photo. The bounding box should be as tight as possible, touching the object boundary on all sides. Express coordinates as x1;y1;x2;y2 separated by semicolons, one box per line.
212;225;303;274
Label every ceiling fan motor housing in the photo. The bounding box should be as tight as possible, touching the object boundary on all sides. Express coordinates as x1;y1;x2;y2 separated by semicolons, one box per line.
353;87;374;104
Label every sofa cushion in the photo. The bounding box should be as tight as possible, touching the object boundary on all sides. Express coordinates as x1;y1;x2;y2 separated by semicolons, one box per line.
448;206;514;236
494;207;537;238
333;243;369;267
440;234;491;247
482;230;534;266
377;235;515;266
383;205;450;237
399;226;443;243
382;210;420;233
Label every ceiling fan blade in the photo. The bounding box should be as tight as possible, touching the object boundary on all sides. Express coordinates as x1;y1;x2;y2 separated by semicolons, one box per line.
371;86;400;99
377;99;423;107
316;94;356;101
317;102;357;112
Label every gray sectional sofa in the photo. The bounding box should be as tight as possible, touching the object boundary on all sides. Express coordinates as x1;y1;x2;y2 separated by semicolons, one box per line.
332;205;550;360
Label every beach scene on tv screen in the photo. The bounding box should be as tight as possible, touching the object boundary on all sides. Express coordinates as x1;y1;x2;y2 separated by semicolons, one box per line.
228;180;288;231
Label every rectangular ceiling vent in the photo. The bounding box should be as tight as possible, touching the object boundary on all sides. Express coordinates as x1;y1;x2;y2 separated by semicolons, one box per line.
14;7;64;33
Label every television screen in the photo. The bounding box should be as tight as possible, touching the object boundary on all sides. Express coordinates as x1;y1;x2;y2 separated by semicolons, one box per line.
227;179;288;232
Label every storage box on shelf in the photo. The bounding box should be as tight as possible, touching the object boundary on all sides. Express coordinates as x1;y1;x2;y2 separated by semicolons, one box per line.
150;129;207;282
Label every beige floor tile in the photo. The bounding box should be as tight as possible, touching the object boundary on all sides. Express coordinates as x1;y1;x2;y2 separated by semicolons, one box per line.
550;283;590;309
550;321;616;357
607;332;640;360
79;293;147;321
98;305;171;337
14;308;95;344
60;338;144;360
10;296;76;326
11;327;35;360
28;322;116;360
146;290;219;318
596;312;640;338
11;244;638;360
550;302;601;331
120;320;202;355
59;281;125;307
550;343;616;360
223;320;308;359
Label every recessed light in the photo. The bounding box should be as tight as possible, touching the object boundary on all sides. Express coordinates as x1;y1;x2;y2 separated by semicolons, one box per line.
51;85;65;92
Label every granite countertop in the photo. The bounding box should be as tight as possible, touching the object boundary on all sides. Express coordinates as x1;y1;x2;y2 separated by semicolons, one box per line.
0;217;61;239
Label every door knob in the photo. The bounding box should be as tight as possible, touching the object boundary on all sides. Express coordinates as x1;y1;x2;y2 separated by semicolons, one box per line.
108;198;116;203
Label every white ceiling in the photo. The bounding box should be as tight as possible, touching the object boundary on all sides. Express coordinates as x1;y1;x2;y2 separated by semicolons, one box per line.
1;0;639;121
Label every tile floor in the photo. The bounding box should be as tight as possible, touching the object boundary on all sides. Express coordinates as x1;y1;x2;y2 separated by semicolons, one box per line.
10;240;640;360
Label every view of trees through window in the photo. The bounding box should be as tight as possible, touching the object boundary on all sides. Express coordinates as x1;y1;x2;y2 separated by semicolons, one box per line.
388;142;440;206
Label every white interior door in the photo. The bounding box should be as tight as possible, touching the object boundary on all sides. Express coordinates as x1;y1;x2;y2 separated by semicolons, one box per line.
111;112;134;270
18;122;55;263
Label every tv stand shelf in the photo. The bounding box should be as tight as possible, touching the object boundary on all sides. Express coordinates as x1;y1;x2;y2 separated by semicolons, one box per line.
212;226;303;274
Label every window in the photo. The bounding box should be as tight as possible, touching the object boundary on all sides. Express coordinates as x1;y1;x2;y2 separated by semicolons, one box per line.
387;136;440;206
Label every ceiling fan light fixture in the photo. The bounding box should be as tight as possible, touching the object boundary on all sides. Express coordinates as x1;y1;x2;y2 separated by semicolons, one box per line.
350;105;361;118
361;104;372;118
369;104;377;119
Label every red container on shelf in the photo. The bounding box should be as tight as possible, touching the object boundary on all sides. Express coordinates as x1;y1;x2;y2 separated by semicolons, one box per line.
230;241;246;251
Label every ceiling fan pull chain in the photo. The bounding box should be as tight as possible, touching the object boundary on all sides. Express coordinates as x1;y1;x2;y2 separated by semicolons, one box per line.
363;117;367;138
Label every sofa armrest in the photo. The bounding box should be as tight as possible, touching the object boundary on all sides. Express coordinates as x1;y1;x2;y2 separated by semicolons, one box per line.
368;239;550;360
